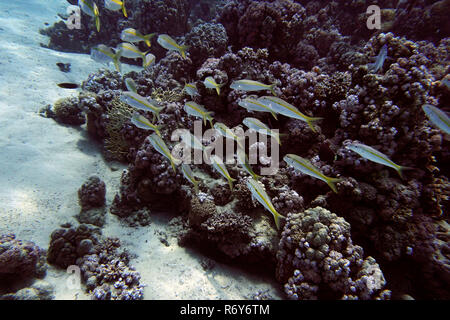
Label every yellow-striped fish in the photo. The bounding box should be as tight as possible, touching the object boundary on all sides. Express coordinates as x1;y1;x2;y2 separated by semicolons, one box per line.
183;82;199;97
143;53;155;68
204;76;224;95
104;0;127;17
125;78;137;93
148;133;180;172
157;34;189;59
120;91;164;121
130;112;162;137
78;0;100;32
117;43;149;68
214;122;245;150
230;79;276;95
120;28;155;47
180;164;199;194
243;117;282;145
184;101;214;127
238;97;278;120
90;44;122;72
283;154;342;193
422;104;450;134
346;143;412;178
259;96;323;132
246;178;284;230
237;149;260;180
210;155;236;190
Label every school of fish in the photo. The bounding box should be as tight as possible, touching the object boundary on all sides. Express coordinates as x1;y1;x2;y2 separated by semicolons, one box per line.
69;10;449;231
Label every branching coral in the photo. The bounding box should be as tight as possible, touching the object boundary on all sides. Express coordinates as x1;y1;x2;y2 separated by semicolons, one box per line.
104;97;134;162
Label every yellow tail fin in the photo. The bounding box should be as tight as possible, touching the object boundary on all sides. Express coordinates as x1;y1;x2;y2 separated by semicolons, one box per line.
273;211;285;230
94;5;100;32
144;33;156;47
122;0;127;17
307;117;323;133
193;180;199;194
270;84;277;96
326;177;343;193
397;166;414;179
179;45;190;59
112;51;122;73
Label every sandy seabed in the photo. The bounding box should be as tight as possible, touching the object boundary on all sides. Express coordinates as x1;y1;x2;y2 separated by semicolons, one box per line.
0;0;282;300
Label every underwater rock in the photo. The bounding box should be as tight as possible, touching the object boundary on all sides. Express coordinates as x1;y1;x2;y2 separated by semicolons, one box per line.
188;196;217;227
77;176;107;227
82;69;123;94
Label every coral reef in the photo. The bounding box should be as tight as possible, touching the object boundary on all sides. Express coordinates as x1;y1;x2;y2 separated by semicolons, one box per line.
76;176;107;227
78;176;106;210
40;0;192;55
0;280;54;300
0;234;49;300
0;234;47;280
52;96;86;125
47;223;144;300
42;0;450;300
276;207;391;300
78;237;144;300
47;223;101;269
185;22;228;68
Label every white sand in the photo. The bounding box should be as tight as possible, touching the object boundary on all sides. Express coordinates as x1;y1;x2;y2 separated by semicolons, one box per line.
0;0;282;299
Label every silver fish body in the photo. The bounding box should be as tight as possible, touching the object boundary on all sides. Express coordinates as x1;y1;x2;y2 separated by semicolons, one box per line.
184;83;199;97
120;91;163;119
368;44;388;72
246;178;283;229
258;96;322;132
120;28;154;46
130;112;161;137
90;44;121;72
283;154;341;193
148;133;179;172
243;117;281;145
157;34;189;58
238;98;278;120
125;78;137;93
230;80;276;95
346;142;409;178
204;77;223;95
422;104;450;134
181;164;199;194
117;42;146;59
210;155;236;190
184;102;214;127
